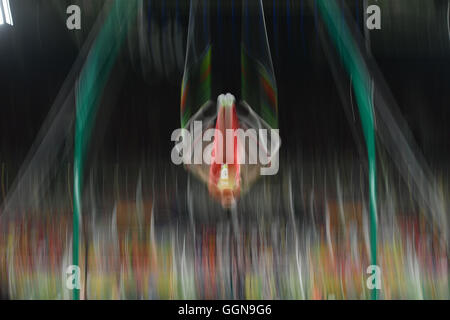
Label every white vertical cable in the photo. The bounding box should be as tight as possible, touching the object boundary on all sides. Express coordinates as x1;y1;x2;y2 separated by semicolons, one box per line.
0;1;5;25
7;0;12;25
2;0;12;25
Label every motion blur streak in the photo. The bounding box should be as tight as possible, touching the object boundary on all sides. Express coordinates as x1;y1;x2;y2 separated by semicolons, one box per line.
0;0;448;300
73;0;138;300
318;0;378;298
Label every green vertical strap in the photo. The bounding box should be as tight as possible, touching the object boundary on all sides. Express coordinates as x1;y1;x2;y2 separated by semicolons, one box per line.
241;46;278;129
73;0;138;300
180;46;212;128
317;0;378;299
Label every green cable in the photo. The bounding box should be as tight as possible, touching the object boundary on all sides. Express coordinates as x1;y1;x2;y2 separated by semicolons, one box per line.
317;0;378;299
73;0;138;300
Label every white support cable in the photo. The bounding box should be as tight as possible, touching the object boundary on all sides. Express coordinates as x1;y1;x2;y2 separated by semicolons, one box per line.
1;0;12;25
0;1;4;25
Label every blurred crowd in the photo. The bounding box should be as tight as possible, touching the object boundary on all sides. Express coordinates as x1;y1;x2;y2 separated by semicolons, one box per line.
0;159;447;300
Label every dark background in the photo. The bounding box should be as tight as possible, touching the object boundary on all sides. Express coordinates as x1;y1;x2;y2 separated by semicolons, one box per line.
1;0;450;172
